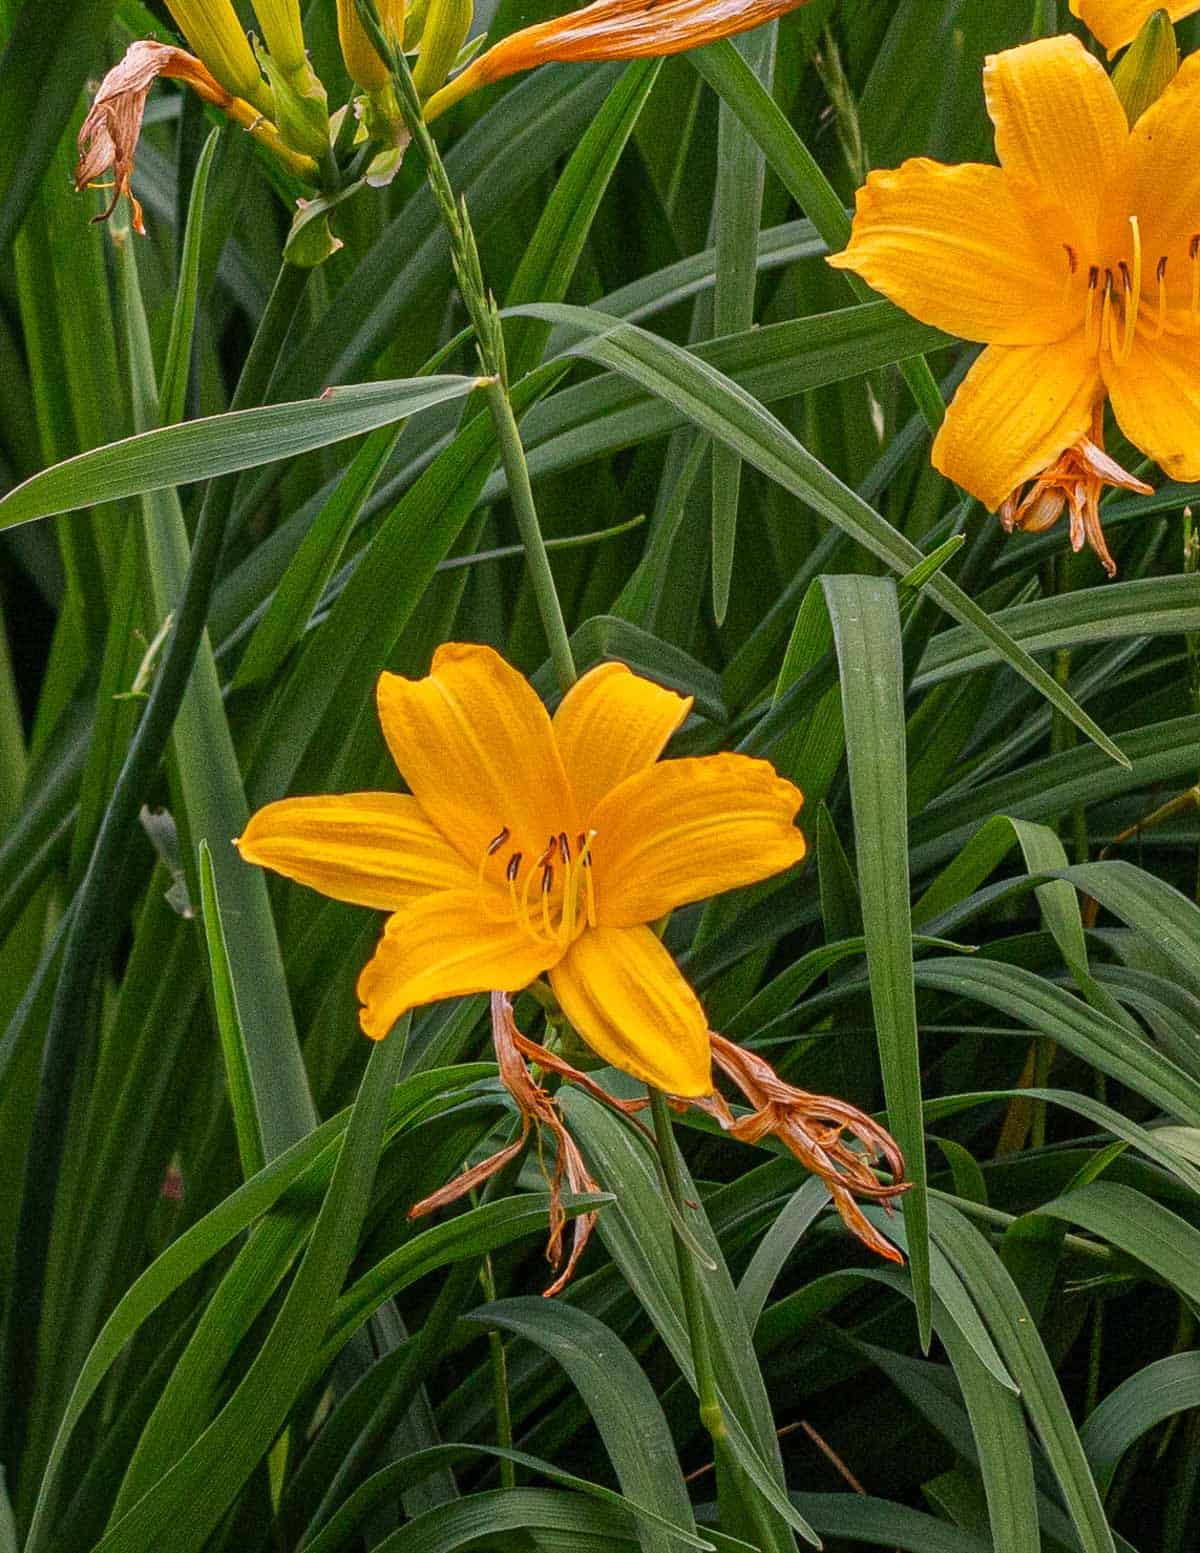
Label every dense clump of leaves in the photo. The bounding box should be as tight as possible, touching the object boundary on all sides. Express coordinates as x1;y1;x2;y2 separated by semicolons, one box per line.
3;3;1200;1552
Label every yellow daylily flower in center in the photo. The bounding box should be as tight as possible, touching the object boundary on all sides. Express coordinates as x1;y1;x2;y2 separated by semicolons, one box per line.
829;35;1200;571
237;644;806;1097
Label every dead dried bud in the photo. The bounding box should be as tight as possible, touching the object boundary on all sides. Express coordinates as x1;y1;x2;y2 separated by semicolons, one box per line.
702;1032;909;1264
409;992;633;1296
999;422;1152;579
76;41;232;234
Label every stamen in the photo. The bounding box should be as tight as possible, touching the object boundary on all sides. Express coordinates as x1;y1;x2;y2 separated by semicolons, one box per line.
1060;243;1077;311
558;832;570;865
1191;234;1200;323
1154;256;1169;340
506;853;522;883
1085;265;1100;348
520;842;558;943
1100;268;1115;357
1116;216;1142;363
477;825;514;919
540;863;554;937
578;829;597;929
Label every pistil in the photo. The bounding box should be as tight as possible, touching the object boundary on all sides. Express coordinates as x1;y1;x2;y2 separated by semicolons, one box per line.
1115;215;1141;364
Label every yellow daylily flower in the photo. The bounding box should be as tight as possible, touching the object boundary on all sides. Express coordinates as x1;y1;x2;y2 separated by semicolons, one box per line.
236;643;807;1097
423;0;811;120
828;35;1200;574
1071;0;1198;56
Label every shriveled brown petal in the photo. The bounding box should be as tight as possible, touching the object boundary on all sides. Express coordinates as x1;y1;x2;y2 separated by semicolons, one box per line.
409;992;615;1295
76;40;231;233
997;419;1153;579
704;1031;908;1264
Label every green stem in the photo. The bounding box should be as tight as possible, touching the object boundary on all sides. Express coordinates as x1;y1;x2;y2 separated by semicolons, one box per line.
479;1255;516;1489
352;0;576;690
1;260;309;1484
483;378;576;691
648;1089;725;1445
649;1090;785;1549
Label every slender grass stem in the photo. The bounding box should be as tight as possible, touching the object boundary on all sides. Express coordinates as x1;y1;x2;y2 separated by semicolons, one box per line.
1;259;309;1482
650;1087;789;1548
352;0;576;690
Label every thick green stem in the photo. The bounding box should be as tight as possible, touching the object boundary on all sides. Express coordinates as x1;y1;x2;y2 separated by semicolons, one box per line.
1;260;309;1483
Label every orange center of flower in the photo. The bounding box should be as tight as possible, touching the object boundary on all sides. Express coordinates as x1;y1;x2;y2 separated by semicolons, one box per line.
1064;217;1200;362
476;825;598;946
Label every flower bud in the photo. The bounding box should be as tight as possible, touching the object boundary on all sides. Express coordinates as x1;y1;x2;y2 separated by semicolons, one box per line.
337;0;407;91
163;0;269;111
1111;7;1178;124
411;0;473;99
251;0;308;75
259;48;331;160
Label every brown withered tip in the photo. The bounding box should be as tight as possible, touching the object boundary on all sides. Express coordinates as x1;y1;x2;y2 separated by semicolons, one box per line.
76;40;231;234
407;992;640;1296
700;1031;909;1264
999;416;1153;580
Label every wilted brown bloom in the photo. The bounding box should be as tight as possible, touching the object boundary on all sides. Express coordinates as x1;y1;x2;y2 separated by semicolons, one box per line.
999;412;1152;579
411;996;907;1293
701;1032;908;1264
423;0;811;119
76;38;315;234
408;992;643;1295
76;41;232;233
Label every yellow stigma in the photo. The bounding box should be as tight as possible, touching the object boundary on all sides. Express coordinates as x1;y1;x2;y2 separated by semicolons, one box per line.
1115;214;1142;364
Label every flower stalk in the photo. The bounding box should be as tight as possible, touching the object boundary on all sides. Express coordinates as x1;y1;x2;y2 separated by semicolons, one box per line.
350;0;577;691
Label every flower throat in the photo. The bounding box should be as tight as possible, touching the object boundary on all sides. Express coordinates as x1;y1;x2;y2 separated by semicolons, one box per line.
477;825;598;946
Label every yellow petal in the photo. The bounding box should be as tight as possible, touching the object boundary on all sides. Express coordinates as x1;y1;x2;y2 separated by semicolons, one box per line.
424;0;805;120
552;661;692;820
376;643;579;869
828;159;1068;345
1103;327;1200;483
549;924;711;1095
587;753;805;929
1127;50;1200;295
932;335;1105;512
357;890;562;1038
1070;0;1200;57
235;792;472;910
984;36;1129;257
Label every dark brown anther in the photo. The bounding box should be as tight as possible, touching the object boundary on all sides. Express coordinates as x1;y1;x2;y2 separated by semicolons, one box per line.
506;853;522;882
558;832;571;864
1088;263;1100;290
1103;266;1114;295
1118;260;1132;293
541;864;554;895
1190;234;1200;260
1062;242;1077;273
487;825;511;855
1158;255;1169;282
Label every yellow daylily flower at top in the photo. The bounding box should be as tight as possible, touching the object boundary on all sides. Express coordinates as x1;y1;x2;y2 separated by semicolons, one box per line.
236;644;807;1097
1071;0;1199;56
829;35;1200;574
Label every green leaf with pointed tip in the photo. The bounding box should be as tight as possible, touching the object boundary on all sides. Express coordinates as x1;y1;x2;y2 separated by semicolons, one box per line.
0;376;483;529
